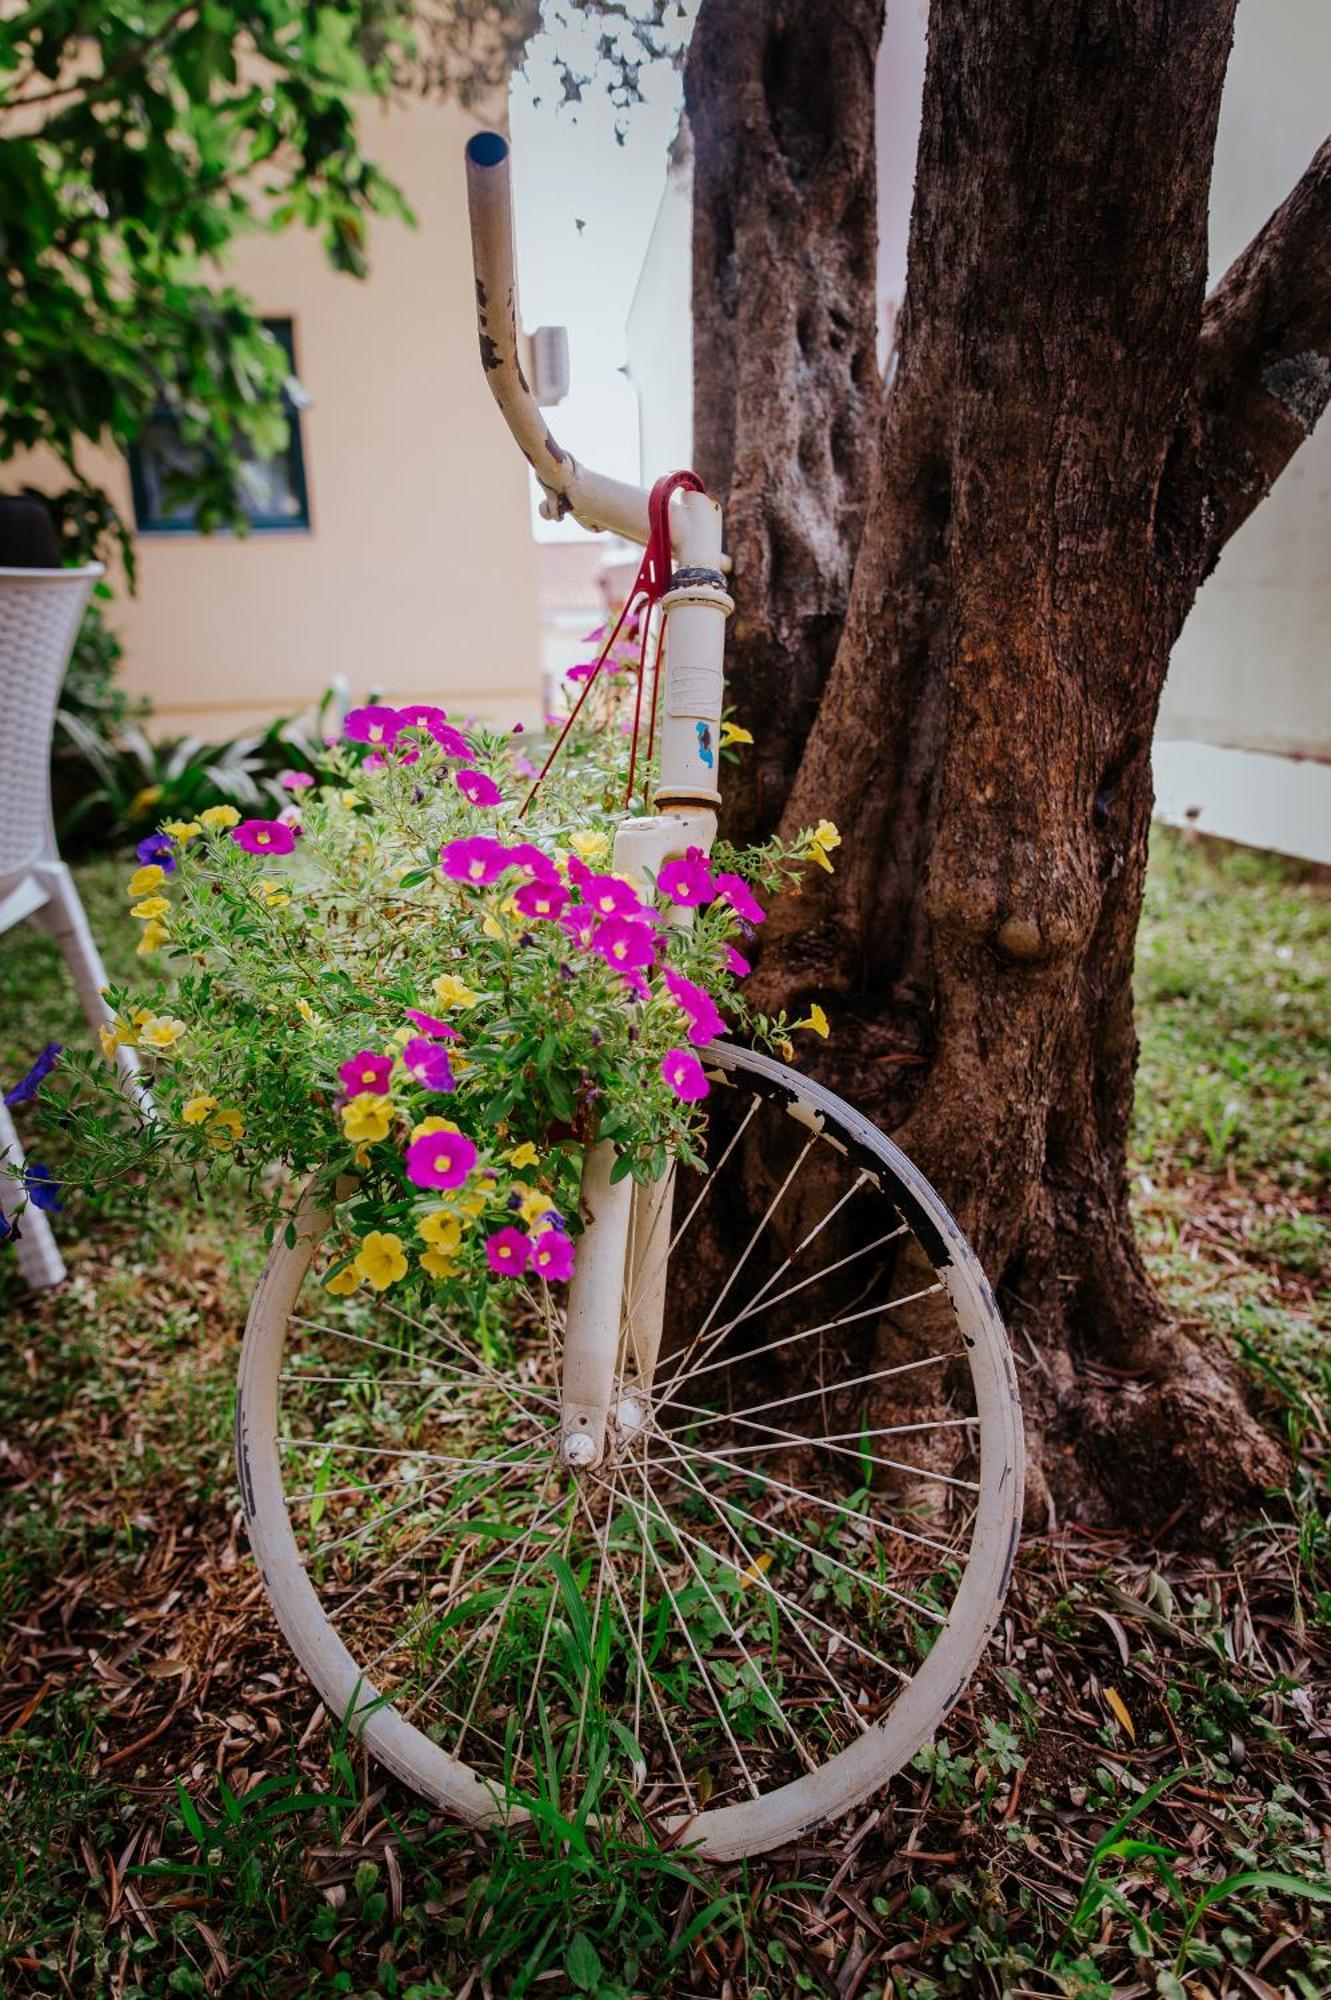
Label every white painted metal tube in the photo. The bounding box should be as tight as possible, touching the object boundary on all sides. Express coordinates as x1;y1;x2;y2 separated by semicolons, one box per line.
656;490;732;807
559;1138;634;1465
464;132;652;546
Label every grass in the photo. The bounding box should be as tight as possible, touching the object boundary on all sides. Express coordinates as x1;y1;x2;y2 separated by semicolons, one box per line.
1;829;1329;1996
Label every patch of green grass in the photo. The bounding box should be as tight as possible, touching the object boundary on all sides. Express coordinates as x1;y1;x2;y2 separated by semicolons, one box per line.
1135;830;1331;1189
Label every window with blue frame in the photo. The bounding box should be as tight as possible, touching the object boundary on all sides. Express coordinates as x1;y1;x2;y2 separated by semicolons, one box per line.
128;319;311;534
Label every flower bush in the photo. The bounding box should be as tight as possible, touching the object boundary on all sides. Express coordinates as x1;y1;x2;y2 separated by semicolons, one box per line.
75;697;838;1306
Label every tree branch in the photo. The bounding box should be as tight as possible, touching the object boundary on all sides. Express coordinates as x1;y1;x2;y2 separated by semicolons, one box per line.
1188;134;1331;577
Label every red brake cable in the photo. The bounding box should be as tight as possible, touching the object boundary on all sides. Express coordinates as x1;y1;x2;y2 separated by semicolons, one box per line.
518;470;705;819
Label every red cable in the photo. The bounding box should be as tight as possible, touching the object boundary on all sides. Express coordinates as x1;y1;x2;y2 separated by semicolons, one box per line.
519;470;705;819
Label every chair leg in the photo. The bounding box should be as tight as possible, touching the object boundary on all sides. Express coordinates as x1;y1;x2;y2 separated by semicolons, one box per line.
0;1099;65;1290
30;861;153;1110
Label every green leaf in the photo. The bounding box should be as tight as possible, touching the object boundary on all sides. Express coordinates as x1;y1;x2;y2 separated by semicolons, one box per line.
564;1934;602;1992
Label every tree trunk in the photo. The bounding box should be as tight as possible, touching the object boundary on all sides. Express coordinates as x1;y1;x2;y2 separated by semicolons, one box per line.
684;0;1325;1536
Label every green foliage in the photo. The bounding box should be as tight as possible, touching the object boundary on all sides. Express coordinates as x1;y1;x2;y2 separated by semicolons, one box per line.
0;2;417;563
49;703;831;1318
52;687;342;850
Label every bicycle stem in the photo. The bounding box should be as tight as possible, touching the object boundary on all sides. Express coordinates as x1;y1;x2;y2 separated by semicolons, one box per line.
465;131;734;1466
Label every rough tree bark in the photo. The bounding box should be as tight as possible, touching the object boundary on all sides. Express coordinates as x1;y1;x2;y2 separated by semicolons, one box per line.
685;0;1331;1536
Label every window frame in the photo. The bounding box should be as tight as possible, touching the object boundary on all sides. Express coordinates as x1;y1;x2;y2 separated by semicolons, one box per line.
128;318;312;537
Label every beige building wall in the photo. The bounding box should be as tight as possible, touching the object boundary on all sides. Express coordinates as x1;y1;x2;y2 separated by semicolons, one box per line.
37;94;541;740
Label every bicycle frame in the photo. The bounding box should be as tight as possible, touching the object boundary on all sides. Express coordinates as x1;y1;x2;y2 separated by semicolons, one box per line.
465;132;733;1468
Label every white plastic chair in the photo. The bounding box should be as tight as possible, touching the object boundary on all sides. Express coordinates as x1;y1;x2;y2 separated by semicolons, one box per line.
0;563;144;1288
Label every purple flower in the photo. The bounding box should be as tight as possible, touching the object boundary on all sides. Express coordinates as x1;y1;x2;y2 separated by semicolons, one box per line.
231;820;297;857
24;1162;62;1212
135;833;177;872
506;841;561;881
715;872;765;925
514;878;569;922
440;836;513;886
530;1228;575;1281
406;1128;478;1191
344;705;403;746
657;849;716;907
560;904;599;946
590;916;657;975
405;1009;461;1040
662;1049;709;1102
429;719;474;760
486;1226;531;1277
578;872;645;920
456;767;503;808
663;970;727;1045
339;1050;394;1095
402;1037;456;1092
5;1042;61;1107
279;769;315;791
398;703;448;733
723;944;752;977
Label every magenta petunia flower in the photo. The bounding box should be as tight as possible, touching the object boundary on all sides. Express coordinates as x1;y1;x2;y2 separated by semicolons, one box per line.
429;720;473;760
579;872;644;919
456;767;502;808
590;915;658;974
662;1048;709;1102
398;702;448;733
513;754;538;779
231;819;296;857
440;836;512;886
402;1037;456;1092
406;1127;478;1190
277;804;303;829
715;871;765;925
344;705;403;746
279;769;314;791
339;1049;394;1095
560;904;599;946
530;1228;575;1281
620;968;651;1000
514;878;569;922
505;841;560;882
723;944;752;977
663;970;727;1045
405;1009;461;1039
657;849;716;907
486;1226;531;1276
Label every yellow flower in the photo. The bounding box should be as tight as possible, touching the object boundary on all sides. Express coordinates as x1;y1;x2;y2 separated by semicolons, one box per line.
456;1187;489;1220
419;1247;457;1282
720;721;754;747
569;828;610;862
182;1094;219;1125
200;804;240;830
163;819;202;842
255;878;290;909
140;1014;186;1050
807;820;842;874
432;973;479;1010
342;1094;394;1145
325;1263;362;1297
506;1142;540;1170
340;790;359;810
127;864;167;898
481;911;506;941
418;1211;463;1254
296;998;318;1026
410;1114;460;1143
516;1185;553;1228
796;1003;830;1038
98;1023;122;1061
136;920;170;956
129;784;163;820
355;1231;408;1291
207;1108;245;1148
130;895;170;921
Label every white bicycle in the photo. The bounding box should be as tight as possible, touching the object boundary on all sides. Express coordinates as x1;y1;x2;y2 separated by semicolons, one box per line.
235;133;1023;1863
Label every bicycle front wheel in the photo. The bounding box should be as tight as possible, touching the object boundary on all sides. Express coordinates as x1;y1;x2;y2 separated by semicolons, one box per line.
236;1042;1023;1861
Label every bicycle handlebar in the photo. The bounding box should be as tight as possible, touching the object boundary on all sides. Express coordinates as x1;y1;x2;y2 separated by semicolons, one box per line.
464;132;653;547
